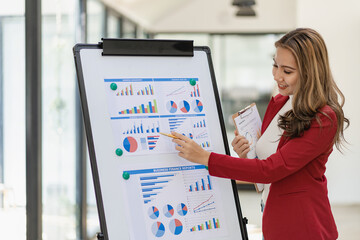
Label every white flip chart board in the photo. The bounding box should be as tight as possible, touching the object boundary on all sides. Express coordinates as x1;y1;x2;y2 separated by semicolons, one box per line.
73;39;248;240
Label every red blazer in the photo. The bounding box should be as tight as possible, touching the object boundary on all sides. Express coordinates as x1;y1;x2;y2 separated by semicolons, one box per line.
209;94;338;240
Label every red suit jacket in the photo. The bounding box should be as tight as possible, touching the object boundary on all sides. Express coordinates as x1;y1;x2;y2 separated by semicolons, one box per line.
209;94;338;240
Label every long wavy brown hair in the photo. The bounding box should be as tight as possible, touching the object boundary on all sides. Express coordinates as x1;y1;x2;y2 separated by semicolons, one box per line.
276;28;349;151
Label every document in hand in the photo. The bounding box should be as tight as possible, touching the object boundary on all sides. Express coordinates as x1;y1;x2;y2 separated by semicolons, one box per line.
232;103;264;192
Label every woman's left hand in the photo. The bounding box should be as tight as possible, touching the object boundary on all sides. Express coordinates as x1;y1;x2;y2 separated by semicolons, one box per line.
171;132;211;166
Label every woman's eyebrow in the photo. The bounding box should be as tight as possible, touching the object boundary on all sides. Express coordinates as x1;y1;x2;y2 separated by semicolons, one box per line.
281;65;296;70
273;58;296;70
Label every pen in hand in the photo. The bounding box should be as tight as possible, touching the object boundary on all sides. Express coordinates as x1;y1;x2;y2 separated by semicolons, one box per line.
159;132;180;139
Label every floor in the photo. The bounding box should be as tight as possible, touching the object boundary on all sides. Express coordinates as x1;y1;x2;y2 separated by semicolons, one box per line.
238;190;360;240
0;190;359;239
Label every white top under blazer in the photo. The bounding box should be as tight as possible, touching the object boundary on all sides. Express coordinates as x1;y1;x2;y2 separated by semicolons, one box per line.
255;95;293;204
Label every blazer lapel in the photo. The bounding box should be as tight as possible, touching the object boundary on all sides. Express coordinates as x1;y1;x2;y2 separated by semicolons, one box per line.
261;94;289;135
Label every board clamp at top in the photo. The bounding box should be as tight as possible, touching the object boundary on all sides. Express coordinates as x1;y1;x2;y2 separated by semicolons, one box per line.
101;38;194;57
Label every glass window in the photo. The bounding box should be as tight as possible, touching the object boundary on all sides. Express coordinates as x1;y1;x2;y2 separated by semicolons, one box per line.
87;0;105;43
42;0;77;239
107;12;120;38
211;35;282;156
0;1;26;239
122;18;136;38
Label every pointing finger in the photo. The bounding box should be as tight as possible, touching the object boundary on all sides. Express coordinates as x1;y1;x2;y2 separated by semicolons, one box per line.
171;132;191;142
173;138;185;147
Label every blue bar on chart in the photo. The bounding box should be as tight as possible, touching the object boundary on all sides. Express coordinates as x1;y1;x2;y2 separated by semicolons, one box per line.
140;174;175;180
201;141;210;148
136;84;154;95
194;119;206;128
142;187;163;192
188;175;212;192
147;135;160;150
146;122;160;133
181;132;194;139
168;118;186;131
119;99;158;114
123;121;160;135
190;218;220;232
190;84;201;97
124;165;207;204
207;175;212;190
116;84;134;96
140;178;170;204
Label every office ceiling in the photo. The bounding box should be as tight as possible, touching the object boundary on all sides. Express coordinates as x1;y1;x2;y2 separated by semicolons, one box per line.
100;0;297;34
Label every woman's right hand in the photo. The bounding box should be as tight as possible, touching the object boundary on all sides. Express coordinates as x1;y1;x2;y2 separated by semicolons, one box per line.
231;130;250;158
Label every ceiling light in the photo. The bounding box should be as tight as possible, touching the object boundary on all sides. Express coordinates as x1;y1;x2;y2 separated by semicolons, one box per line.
232;0;256;17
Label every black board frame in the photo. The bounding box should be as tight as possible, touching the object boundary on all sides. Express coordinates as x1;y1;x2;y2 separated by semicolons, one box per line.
73;39;249;240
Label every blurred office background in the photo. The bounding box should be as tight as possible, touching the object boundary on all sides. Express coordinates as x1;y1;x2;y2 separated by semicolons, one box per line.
0;0;359;239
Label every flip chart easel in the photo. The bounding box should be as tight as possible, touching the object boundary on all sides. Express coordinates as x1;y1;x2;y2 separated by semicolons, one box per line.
73;39;248;240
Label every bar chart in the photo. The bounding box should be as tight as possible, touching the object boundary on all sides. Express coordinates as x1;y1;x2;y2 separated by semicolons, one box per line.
201;141;210;148
136;84;154;95
188;175;212;192
122;121;160;135
117;84;134;96
190;218;220;232
190;84;201;97
168;118;186;131
147;135;160;150
139;173;176;204
123;165;227;239
119;99;158;114
193;119;206;128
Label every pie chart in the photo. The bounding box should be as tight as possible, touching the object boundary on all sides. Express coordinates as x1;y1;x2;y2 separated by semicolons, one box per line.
177;203;188;216
151;221;165;237
169;219;183;235
148;206;159;219
179;100;190;113
123;136;138;152
163;204;174;218
192;99;203;113
166;100;177;113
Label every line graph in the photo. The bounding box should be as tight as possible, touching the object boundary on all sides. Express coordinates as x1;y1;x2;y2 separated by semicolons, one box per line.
195;130;208;139
193;195;215;213
166;86;186;96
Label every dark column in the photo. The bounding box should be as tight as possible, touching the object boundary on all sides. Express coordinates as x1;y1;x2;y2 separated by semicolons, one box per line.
103;6;108;38
0;19;4;187
25;0;42;239
118;16;123;38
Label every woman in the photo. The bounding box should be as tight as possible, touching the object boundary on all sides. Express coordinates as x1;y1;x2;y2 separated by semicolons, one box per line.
171;28;349;240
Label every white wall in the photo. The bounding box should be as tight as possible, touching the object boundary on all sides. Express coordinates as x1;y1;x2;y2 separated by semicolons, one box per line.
103;0;297;33
152;0;296;33
297;0;360;204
